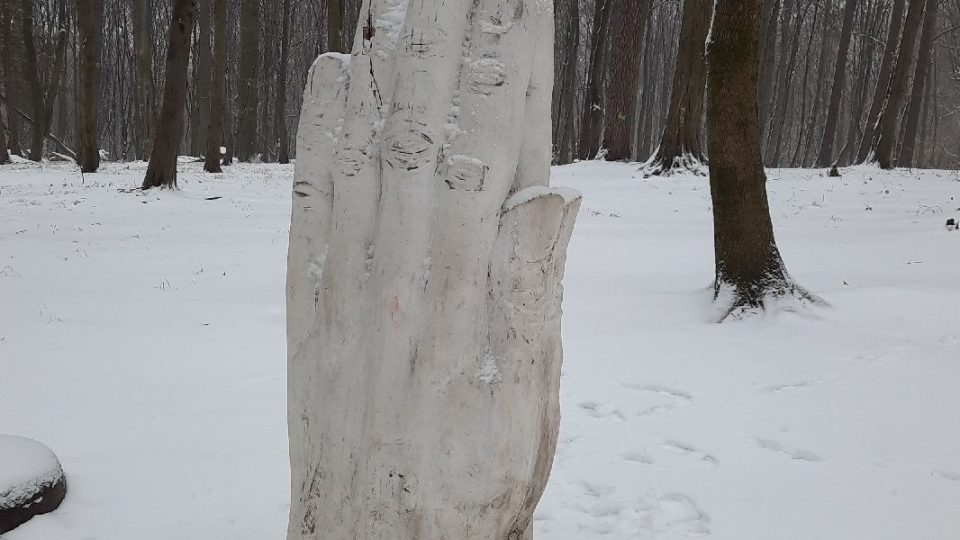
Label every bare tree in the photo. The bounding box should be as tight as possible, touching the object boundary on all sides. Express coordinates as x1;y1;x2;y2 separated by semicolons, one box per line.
873;0;926;169
275;0;291;164
552;0;579;164
76;0;105;172
604;0;651;160
236;0;260;161
579;0;612;159
646;0;711;175
142;0;196;189
706;0;811;316
20;0;69;161
899;0;937;168
856;0;906;164
133;0;155;160
814;0;858;168
0;0;23;157
204;0;227;173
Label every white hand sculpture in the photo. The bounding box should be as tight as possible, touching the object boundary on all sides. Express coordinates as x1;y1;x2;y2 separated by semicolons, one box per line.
287;0;580;537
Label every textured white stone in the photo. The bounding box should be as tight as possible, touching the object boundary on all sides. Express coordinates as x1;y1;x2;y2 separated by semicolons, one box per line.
286;0;579;538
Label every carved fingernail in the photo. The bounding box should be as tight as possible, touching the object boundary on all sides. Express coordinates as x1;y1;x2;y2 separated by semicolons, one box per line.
443;155;489;192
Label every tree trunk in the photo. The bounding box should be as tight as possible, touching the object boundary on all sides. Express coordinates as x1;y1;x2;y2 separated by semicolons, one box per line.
76;0;105;172
237;0;260;161
327;0;344;53
856;0;905;163
0;0;23;157
19;0;46;161
706;0;806;315
646;0;710;175
814;0;857;168
287;0;580;537
276;0;291;164
205;0;227;173
133;0;154;161
898;0;936;168
872;0;925;169
192;0;213;156
757;0;779;141
579;0;612;160
604;0;650;161
143;0;196;189
551;0;579;165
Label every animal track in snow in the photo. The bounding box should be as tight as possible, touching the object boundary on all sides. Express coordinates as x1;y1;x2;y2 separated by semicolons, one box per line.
762;379;827;394
621;383;694;416
754;437;821;462
933;470;960;482
636;492;711;537
579;401;626;422
661;440;719;466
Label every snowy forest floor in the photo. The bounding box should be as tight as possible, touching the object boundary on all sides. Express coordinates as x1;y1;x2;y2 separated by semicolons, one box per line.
1;159;959;539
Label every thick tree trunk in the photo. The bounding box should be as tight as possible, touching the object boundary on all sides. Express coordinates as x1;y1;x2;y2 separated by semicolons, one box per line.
579;0;612;160
275;0;291;164
143;0;196;189
706;0;805;315
76;0;105;173
204;0;227;173
898;0;937;168
287;0;580;537
19;0;46;161
856;0;905;164
551;0;578;164
604;0;650;161
872;0;925;169
646;0;710;175
133;0;154;161
814;0;857;168
237;0;260;161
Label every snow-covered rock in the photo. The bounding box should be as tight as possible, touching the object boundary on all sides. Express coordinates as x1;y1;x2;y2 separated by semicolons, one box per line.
0;435;66;534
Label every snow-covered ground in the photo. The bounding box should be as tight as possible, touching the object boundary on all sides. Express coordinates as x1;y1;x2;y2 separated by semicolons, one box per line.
1;159;958;539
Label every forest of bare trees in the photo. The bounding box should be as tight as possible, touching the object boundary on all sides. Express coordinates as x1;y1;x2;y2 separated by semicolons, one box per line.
1;0;959;174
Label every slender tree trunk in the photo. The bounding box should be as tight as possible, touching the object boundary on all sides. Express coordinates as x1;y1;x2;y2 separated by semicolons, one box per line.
20;0;47;161
646;0;710;174
707;0;804;314
192;0;212;156
898;0;936;168
133;0;154;161
76;0;105;172
205;0;227;173
327;0;344;53
815;0;857;168
0;0;22;157
856;0;905;163
873;0;925;169
604;0;651;161
276;0;291;164
237;0;260;161
579;0;612;159
143;0;196;189
757;0;780;138
552;0;579;165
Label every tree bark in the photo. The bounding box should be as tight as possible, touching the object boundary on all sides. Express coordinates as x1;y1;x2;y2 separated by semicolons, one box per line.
579;0;612;160
604;0;651;161
814;0;858;168
872;0;925;169
192;0;213;156
76;0;105;172
551;0;579;164
856;0;905;163
237;0;260;161
646;0;711;175
327;0;344;53
19;0;47;161
275;0;291;164
133;0;154;161
898;0;937;168
706;0;804;314
205;0;227;173
143;0;196;189
0;0;22;157
287;0;580;537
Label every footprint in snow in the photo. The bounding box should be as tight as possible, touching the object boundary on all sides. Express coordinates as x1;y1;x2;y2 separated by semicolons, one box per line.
621;383;694;416
660;440;719;466
753;437;821;462
761;379;827;394
636;492;711;537
579;401;626;422
933;470;960;483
